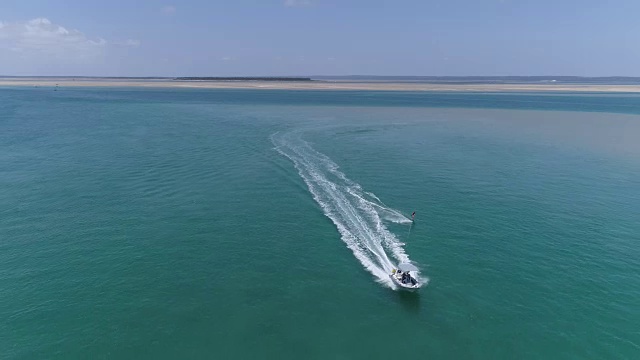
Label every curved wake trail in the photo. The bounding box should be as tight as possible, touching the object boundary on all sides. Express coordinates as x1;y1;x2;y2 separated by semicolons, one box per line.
272;131;420;288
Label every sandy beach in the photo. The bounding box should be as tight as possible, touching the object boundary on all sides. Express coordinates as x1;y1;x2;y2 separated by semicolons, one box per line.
2;78;640;92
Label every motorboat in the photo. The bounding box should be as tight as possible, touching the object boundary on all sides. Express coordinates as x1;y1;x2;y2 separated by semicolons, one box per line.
390;263;421;290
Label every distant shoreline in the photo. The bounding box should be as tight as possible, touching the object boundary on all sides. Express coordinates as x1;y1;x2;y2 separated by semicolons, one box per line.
2;77;640;93
3;75;640;84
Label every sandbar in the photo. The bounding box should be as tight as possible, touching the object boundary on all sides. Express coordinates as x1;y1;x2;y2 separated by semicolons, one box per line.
2;77;640;93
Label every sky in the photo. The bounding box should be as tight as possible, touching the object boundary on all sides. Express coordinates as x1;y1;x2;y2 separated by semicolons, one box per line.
1;0;640;76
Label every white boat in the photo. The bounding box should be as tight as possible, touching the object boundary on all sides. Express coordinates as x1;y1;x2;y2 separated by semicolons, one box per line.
390;263;421;290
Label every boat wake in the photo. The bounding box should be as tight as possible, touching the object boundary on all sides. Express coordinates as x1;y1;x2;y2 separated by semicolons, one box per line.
272;130;423;289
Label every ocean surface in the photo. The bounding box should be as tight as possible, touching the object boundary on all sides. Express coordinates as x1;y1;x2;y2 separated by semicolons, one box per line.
1;87;639;359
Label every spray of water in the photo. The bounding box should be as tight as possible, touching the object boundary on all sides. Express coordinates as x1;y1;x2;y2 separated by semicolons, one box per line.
272;130;423;288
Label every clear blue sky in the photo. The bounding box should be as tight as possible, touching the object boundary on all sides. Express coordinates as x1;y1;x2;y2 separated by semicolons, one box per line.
1;0;639;76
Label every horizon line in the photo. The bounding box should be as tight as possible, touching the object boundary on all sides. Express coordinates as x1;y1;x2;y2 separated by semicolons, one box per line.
3;75;640;79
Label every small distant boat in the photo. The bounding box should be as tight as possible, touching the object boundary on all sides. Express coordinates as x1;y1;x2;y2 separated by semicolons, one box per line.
390;263;421;290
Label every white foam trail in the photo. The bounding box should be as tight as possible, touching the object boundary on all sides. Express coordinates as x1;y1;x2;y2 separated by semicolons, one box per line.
365;191;382;203
272;131;422;288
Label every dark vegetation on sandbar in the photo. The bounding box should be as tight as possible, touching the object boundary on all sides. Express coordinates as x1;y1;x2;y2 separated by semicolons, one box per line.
173;77;313;81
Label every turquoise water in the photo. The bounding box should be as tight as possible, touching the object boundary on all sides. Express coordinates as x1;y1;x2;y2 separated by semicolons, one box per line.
1;88;639;359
